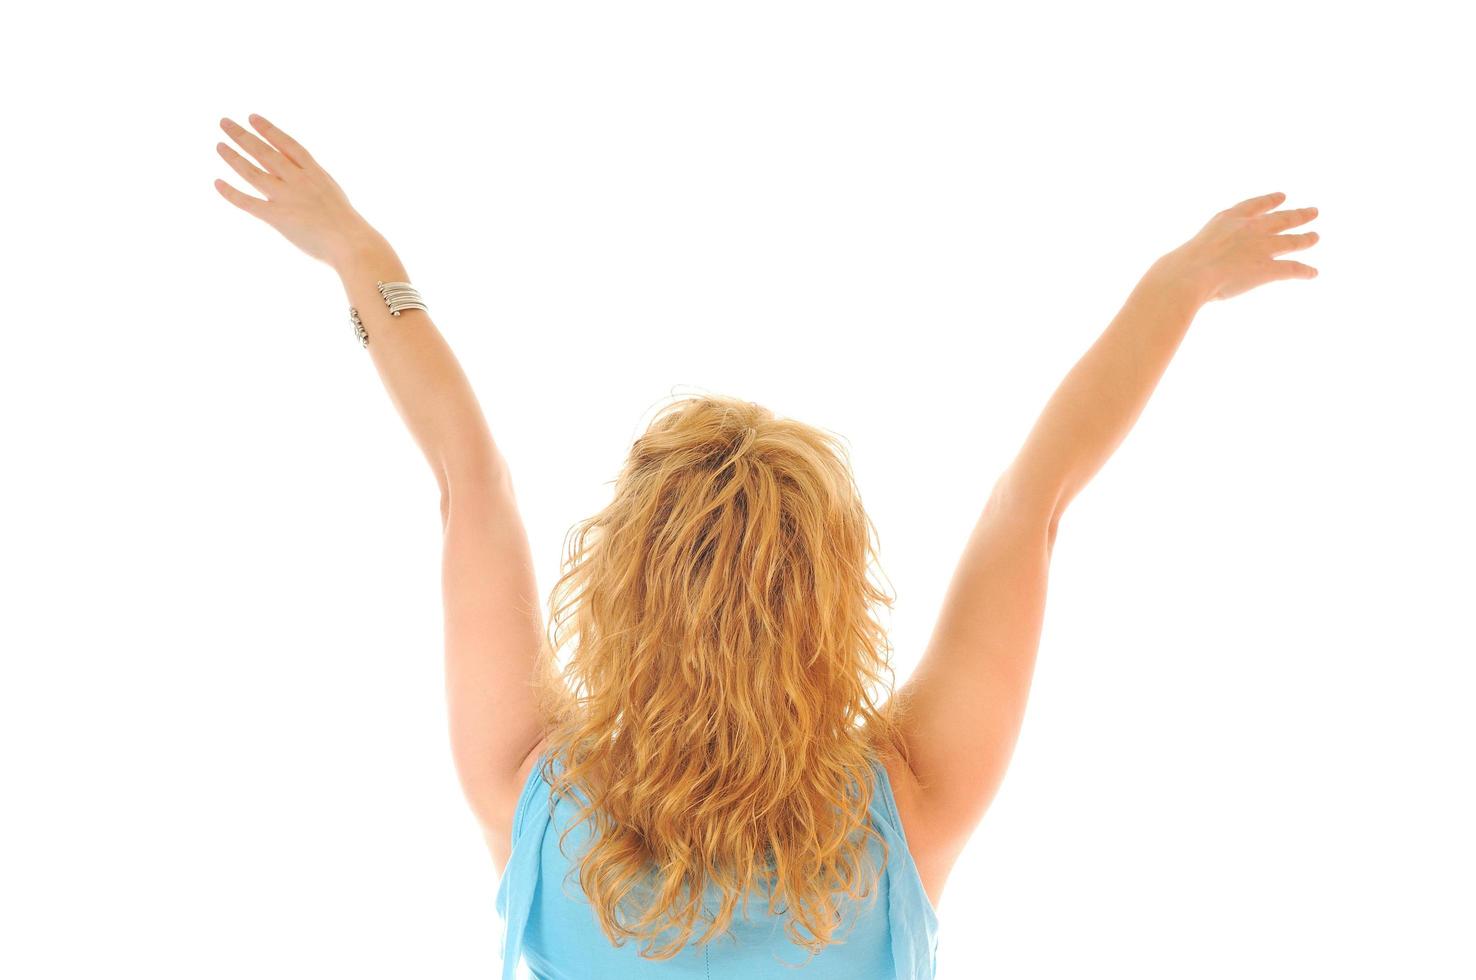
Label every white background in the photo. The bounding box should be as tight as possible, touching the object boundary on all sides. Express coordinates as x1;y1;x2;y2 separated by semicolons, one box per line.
3;2;1472;977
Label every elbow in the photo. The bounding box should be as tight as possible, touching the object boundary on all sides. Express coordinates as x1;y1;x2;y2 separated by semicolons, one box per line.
1044;480;1074;552
438;455;516;528
436;465;455;528
989;466;1064;550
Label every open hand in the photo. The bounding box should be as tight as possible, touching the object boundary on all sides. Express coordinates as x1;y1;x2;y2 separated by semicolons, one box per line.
214;114;377;267
1154;192;1320;303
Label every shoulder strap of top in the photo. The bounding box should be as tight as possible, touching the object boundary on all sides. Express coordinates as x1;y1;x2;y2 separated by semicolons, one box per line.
867;756;941;979
495;751;554;980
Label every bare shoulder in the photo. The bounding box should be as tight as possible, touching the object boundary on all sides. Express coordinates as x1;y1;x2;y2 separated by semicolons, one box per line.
875;747;955;911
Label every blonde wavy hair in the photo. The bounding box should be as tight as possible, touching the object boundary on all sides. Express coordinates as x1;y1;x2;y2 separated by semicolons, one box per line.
531;392;913;963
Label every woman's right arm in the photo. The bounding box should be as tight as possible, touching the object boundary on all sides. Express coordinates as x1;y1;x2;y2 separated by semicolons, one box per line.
886;192;1320;902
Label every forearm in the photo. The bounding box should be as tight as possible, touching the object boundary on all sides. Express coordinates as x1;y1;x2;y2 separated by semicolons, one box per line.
333;231;502;494
1000;259;1205;525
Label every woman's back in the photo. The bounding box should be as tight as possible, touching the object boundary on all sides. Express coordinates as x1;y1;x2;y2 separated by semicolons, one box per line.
495;749;939;979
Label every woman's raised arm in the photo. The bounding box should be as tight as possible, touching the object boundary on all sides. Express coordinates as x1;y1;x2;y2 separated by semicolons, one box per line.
214;114;548;854
886;193;1320;905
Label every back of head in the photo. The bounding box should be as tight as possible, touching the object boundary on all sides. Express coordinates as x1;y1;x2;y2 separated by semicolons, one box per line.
534;392;909;961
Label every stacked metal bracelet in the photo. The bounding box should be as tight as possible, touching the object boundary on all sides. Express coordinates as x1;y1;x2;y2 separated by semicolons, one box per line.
377;280;428;316
347;280;428;348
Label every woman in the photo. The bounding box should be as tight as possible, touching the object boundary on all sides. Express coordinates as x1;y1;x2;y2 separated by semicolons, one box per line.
214;113;1319;979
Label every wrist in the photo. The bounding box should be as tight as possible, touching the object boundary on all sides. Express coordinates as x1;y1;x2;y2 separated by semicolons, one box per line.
329;224;397;276
1143;251;1213;312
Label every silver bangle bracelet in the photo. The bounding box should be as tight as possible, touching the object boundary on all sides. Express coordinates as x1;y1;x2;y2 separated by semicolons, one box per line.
347;280;428;348
377;280;428;316
349;307;369;348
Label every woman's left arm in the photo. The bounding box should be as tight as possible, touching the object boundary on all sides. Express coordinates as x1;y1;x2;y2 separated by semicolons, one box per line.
214;114;547;837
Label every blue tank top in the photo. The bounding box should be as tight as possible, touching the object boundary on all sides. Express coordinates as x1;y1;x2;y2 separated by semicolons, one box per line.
495;751;939;978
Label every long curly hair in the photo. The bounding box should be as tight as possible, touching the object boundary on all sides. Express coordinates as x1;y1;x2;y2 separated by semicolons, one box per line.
531;392;913;962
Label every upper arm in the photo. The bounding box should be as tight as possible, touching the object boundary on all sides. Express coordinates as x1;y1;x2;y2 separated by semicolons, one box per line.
886;467;1059;879
439;457;550;838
